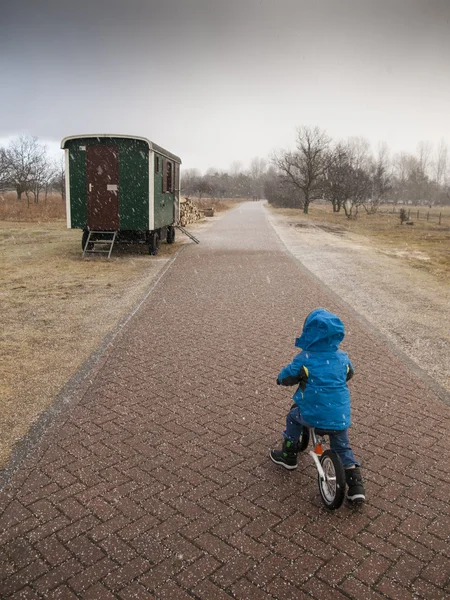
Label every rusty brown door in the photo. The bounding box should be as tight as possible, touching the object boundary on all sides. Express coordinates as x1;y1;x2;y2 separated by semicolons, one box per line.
86;145;119;229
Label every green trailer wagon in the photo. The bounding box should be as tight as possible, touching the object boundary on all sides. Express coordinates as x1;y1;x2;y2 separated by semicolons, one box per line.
61;134;181;256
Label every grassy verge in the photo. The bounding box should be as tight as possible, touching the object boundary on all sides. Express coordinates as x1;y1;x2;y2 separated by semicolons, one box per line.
268;203;450;279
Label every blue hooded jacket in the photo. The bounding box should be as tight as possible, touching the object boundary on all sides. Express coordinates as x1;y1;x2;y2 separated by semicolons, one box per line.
278;308;354;431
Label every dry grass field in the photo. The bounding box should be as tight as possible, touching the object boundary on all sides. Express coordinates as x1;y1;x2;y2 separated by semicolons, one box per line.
0;192;240;469
271;203;450;279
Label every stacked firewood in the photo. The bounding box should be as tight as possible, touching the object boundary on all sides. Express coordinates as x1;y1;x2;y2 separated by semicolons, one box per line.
180;197;202;226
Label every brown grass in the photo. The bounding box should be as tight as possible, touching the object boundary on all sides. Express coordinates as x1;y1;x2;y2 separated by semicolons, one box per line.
0;191;66;221
269;203;450;279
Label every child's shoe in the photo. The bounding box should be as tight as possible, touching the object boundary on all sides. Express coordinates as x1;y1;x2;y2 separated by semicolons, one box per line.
270;439;298;470
345;466;365;503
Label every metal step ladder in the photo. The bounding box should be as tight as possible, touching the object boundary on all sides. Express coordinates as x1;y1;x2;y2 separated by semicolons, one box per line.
176;225;200;244
83;231;118;258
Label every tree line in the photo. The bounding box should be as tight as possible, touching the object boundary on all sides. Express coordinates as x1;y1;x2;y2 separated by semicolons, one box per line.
181;157;268;202
0;136;65;204
268;126;450;217
180;126;450;218
2;131;449;218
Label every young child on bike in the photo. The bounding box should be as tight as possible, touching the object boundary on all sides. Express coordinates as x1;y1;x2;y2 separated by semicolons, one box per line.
270;308;365;503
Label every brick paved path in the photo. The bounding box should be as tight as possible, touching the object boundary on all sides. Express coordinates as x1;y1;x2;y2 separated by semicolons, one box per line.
1;202;449;599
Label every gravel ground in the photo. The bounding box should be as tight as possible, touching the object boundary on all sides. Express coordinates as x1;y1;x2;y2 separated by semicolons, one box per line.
266;205;450;398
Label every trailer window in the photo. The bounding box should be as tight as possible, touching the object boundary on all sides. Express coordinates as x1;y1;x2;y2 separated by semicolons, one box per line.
166;161;173;192
155;156;160;173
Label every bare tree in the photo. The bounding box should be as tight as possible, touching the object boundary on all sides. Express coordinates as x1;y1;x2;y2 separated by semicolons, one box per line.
6;136;49;200
51;157;66;201
229;160;243;176
30;156;55;204
0;146;10;192
342;166;372;219
365;142;392;213
249;157;266;200
323;143;352;212
434;139;448;185
417;140;433;179
346;137;371;171
272;126;331;213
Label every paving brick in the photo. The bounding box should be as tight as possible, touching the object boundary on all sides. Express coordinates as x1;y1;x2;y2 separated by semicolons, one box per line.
139;559;183;592
66;534;106;566
45;584;79;599
210;512;250;540
27;516;71;543
246;554;291;587
28;499;61;523
2;537;39;570
227;532;271;561
280;553;324;585
387;531;435;562
33;558;84;594
420;553;450;587
341;576;389;600
116;581;156;599
98;534;138;565
9;587;42;599
412;577;450;600
386;553;425;585
315;553;356;586
302;577;351;600
118;514;162;541
67;557;116;593
211;553;254;588
155;580;198;599
376;576;418;600
79;581;118;599
192;578;235;600
175;554;221;589
35;535;72;567
0;560;48;598
353;553;392;586
231;577;279;600
56;515;101;542
195;533;236;562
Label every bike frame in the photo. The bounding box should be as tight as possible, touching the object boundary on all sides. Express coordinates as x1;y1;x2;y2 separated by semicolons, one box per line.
309;428;327;480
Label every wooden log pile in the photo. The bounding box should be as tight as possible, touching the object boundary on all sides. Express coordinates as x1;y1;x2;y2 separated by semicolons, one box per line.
180;197;202;226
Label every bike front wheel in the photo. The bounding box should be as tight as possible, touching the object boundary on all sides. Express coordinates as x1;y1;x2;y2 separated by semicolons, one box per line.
318;450;346;510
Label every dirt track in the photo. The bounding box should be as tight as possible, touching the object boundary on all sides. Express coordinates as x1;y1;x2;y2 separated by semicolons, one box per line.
266;206;450;399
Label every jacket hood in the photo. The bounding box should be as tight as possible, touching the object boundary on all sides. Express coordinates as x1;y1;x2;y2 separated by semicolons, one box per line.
295;308;345;351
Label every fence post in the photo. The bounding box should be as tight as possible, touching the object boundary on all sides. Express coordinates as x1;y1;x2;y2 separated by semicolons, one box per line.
439;213;442;225
408;209;410;219
427;212;429;221
417;210;419;220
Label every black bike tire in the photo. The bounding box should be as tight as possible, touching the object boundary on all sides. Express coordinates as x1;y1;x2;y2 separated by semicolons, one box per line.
318;449;346;510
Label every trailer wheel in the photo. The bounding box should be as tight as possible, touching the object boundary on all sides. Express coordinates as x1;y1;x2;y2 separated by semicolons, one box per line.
167;226;175;244
149;231;159;255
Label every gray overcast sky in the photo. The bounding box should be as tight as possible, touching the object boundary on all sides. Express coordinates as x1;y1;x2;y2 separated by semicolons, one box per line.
1;0;449;172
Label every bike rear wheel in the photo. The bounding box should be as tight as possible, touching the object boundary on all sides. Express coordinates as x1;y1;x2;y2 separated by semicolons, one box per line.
318;450;345;510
